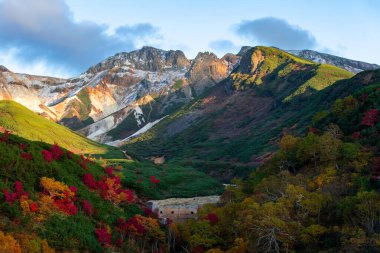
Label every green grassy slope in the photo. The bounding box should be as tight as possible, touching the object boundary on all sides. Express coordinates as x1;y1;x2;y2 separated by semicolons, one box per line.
106;159;224;199
0;100;122;157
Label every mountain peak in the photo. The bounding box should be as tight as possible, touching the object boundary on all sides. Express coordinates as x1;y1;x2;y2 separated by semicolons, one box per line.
88;46;190;73
0;65;9;72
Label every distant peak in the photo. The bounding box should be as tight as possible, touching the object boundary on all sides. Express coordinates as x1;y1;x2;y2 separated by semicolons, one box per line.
194;51;218;60
0;65;9;72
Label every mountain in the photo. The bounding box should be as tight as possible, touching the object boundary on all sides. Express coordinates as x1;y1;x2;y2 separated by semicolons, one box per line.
122;46;361;180
0;46;238;144
0;100;121;156
1;45;378;149
175;76;380;252
0;67;67;114
287;49;380;73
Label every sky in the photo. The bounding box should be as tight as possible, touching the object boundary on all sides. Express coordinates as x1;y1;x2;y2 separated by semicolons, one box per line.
0;0;379;78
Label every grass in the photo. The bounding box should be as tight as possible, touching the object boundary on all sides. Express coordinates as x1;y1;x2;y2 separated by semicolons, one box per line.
0;100;123;157
284;64;353;101
106;159;224;199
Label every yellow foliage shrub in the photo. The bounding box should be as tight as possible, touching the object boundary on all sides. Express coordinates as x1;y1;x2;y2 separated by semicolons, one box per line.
0;230;22;253
40;177;74;199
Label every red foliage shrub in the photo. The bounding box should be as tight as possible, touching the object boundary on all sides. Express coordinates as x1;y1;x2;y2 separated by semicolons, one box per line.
204;212;219;225
20;152;33;161
29;202;38;212
2;181;28;204
0;130;10;143
78;155;93;170
352;132;361;139
69;186;78;193
361;109;378;127
119;189;134;202
41;150;53;163
54;199;78;215
83;173;134;204
144;208;155;217
82;200;93;216
19;143;27;150
83;174;97;190
14;181;23;196
150;176;160;186
3;189;17;204
50;144;64;160
104;166;113;177
117;217;146;235
95;226;111;247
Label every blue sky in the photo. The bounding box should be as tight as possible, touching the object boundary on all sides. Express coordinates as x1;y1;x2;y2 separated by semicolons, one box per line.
0;0;379;77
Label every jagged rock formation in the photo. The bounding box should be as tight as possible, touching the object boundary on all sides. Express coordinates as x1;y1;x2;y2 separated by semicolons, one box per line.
0;46;238;143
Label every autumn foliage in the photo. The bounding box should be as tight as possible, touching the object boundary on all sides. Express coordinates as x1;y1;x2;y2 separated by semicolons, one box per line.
3;181;29;204
83;173;134;205
361;108;378;127
96;226;112;247
40;177;78;215
0;230;21;253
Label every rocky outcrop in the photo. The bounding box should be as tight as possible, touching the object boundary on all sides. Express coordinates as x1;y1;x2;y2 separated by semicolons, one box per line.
186;52;238;95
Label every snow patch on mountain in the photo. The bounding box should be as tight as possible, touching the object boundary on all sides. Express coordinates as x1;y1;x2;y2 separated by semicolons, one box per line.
106;115;168;147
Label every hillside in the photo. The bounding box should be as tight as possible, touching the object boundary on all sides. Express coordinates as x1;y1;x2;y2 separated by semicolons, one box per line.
122;47;359;180
172;74;380;252
0;132;155;252
0;130;224;252
0;100;121;157
287;49;380;73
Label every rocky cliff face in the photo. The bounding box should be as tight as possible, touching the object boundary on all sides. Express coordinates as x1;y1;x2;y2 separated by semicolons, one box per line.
186;52;238;95
0;46;239;143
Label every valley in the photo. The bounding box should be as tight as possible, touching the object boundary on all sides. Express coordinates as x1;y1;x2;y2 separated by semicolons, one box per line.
1;44;379;252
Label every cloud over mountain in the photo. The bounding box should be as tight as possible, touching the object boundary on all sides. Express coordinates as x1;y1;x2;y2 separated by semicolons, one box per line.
0;0;160;75
236;17;317;50
209;39;240;54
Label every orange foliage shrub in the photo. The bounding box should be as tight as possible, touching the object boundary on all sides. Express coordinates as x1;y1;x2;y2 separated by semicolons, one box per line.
0;230;22;253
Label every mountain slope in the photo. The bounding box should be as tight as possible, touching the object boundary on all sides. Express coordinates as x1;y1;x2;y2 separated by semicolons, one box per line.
287;49;380;73
121;47;365;180
0;132;157;251
0;100;121;156
175;79;380;252
1;46;239;144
